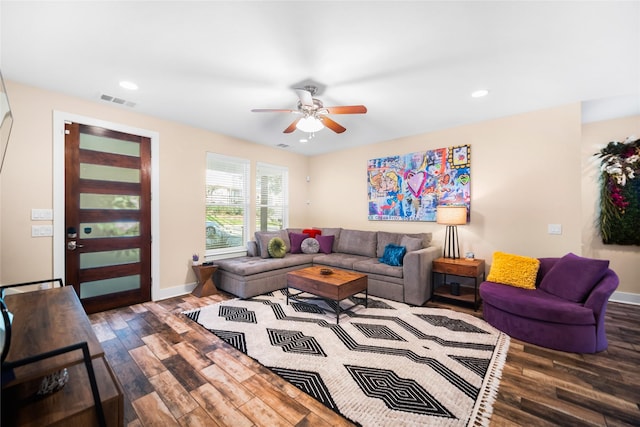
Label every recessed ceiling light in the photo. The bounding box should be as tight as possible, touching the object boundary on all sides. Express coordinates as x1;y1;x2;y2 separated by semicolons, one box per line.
471;89;489;98
119;81;139;90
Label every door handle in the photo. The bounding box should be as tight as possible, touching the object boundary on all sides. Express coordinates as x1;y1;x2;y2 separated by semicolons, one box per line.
67;241;84;250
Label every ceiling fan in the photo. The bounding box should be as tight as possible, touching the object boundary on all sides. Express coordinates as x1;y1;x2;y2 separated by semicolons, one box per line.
251;85;367;134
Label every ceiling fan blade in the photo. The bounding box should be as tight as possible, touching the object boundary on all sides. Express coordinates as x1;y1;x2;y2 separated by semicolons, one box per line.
251;108;296;113
294;88;314;106
318;116;346;134
324;105;368;114
283;118;301;133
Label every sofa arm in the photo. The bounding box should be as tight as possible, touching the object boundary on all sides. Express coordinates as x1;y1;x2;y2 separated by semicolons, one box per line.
403;246;441;306
584;270;619;318
583;269;619;352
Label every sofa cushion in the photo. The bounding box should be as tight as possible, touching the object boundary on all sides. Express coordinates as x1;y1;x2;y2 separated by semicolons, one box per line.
536;258;559;285
216;254;313;276
400;235;423;253
379;244;406;266
487;251;540;289
376;232;402;258
353;258;404;278
407;232;432;248
255;230;290;258
255;231;279;258
318;227;342;252
313;253;371;270
289;232;309;254
480;281;595;325
301;237;320;254
539;253;609;303
267;237;286;258
316;235;335;254
246;240;258;257
337;229;377;257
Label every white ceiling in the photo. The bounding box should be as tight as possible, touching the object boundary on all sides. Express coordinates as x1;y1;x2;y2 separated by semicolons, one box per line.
2;1;639;156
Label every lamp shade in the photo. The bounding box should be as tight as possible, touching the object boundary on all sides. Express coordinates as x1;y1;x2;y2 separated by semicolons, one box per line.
436;205;467;225
296;116;324;133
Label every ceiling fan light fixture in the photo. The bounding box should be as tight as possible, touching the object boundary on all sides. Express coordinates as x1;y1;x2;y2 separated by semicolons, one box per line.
296;116;324;133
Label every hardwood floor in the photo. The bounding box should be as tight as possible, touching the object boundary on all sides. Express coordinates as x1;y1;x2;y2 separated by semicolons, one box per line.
89;291;640;426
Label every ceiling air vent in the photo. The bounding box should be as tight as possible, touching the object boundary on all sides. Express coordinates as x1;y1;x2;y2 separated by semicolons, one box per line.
100;94;136;108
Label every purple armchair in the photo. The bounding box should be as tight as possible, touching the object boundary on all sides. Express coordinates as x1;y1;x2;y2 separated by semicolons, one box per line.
480;255;619;353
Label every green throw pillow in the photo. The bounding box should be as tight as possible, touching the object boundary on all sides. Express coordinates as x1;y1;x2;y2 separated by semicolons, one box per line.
268;237;287;258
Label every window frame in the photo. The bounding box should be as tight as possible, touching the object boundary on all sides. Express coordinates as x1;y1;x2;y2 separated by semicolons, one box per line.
256;162;289;233
205;153;250;257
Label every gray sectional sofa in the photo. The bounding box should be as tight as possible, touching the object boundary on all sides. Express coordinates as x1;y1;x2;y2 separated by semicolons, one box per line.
213;227;441;306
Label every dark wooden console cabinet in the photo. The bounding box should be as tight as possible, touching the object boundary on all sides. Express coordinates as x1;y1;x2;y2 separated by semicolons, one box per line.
1;286;123;426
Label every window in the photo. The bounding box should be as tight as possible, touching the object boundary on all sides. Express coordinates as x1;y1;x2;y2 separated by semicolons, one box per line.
256;162;288;232
206;153;249;254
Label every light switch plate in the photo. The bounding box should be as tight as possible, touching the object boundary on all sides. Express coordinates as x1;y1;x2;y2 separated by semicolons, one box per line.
32;225;54;237
548;224;562;235
31;208;53;220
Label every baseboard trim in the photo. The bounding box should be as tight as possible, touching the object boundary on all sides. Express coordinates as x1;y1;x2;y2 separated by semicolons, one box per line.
609;291;640;306
152;285;640;306
153;282;197;301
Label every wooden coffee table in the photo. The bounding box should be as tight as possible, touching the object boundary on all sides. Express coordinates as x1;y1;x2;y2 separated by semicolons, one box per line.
286;266;368;324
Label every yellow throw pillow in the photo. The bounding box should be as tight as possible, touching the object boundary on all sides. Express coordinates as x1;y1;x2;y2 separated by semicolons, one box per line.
487;251;540;289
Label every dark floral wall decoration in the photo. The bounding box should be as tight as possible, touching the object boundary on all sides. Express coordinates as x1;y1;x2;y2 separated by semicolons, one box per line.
594;136;640;245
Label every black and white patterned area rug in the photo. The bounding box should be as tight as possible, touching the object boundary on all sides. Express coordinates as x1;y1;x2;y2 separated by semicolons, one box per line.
183;290;509;426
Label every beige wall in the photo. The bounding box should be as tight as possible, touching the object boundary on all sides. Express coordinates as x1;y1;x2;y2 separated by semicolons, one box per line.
1;80;637;301
582;116;640;296
310;104;583;258
0;81;310;293
309;105;639;299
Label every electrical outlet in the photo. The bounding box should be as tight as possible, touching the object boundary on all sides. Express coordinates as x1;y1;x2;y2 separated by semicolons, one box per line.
548;224;562;235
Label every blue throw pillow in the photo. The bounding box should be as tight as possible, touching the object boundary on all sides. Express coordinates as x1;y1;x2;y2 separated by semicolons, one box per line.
379;244;406;266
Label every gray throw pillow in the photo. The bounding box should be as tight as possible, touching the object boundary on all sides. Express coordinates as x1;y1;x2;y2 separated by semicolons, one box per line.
255;230;290;258
407;232;432;248
246;240;258;257
301;237;320;254
255;231;280;258
400;235;423;253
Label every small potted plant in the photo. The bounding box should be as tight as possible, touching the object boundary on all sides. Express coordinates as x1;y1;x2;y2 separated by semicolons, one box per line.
192;253;199;266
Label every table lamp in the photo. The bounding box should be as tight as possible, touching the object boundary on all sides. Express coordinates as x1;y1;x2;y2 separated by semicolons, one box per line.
436;205;468;259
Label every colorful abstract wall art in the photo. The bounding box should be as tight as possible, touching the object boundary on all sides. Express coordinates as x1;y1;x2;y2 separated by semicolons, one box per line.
368;145;471;221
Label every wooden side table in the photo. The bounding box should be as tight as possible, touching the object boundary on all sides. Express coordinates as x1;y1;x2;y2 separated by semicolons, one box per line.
431;257;485;310
191;264;218;297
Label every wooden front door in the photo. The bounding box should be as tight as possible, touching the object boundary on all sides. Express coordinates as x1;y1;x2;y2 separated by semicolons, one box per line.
65;122;151;313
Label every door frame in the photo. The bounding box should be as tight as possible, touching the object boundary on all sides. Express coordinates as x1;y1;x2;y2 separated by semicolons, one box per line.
53;111;160;301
